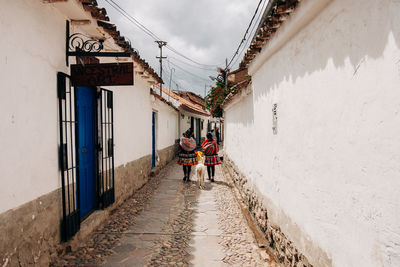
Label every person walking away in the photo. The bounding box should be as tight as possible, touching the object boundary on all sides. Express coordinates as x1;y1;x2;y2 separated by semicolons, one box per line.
201;132;221;182
177;129;197;182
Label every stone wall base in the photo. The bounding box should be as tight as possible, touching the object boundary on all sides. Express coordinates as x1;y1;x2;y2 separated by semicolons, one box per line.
0;144;177;267
114;154;152;207
223;155;316;267
114;144;177;206
0;189;63;267
157;144;178;168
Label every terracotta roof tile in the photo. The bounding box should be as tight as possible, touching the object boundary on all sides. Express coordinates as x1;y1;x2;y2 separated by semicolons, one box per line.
221;78;251;108
77;0;162;83
240;0;301;68
156;86;210;117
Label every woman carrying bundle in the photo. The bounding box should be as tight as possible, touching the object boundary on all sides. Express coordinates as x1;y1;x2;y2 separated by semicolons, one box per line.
201;132;222;182
177;129;198;182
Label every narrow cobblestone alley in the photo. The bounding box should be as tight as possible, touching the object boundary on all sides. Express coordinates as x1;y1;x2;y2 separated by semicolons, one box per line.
53;159;276;266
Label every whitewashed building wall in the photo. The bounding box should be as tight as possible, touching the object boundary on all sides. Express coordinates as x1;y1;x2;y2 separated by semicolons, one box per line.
151;95;179;151
0;0;68;214
224;0;400;266
109;76;153;167
0;0;179;265
178;112;208;141
179;112;191;136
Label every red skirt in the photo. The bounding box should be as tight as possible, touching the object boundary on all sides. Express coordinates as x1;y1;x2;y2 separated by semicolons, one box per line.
177;152;198;166
204;155;222;166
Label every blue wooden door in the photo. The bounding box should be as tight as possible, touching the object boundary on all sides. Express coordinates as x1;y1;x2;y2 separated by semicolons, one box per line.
76;86;96;218
152;112;156;168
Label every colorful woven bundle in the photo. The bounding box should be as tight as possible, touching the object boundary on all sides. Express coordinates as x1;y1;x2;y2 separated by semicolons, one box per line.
180;137;196;152
202;140;217;156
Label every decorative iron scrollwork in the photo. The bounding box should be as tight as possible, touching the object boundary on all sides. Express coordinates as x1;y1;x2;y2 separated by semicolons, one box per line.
65;20;131;66
69;33;104;52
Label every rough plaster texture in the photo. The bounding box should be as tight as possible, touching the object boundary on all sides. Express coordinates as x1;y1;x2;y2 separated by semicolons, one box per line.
0;189;63;267
157;144;179;168
179;112;208;141
223;156;328;267
114;144;177;206
114;155;153;207
151;98;179;151
0;0;179;214
0;0;68;214
224;0;400;266
0;0;180;264
0;145;177;267
110;75;153;168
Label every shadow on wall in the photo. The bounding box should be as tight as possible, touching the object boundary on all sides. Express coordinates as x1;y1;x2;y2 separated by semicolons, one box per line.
226;88;255;127
253;0;400;99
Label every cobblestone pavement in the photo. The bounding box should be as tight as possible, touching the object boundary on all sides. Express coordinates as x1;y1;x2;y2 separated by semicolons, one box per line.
214;166;274;266
53;159;276;266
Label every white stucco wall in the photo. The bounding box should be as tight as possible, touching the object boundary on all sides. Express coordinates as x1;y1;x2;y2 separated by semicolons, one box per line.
201;117;208;140
0;0;68;214
0;0;165;215
224;0;400;266
151;97;179;150
178;112;208;142
106;74;153;167
179;113;191;136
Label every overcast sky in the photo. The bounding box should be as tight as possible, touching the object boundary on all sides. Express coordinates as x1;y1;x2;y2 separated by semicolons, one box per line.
97;0;267;97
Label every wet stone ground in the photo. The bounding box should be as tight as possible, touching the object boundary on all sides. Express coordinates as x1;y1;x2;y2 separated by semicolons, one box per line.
52;160;276;266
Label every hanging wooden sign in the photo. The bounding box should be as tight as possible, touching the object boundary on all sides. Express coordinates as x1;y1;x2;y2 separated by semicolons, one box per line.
71;62;133;86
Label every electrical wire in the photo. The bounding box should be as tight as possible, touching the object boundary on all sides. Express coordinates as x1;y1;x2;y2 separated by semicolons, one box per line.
225;0;267;70
168;60;213;83
168;56;217;71
163;67;184;92
165;45;223;68
164;66;211;96
230;0;268;68
166;60;213;95
104;0;161;41
102;0;223;68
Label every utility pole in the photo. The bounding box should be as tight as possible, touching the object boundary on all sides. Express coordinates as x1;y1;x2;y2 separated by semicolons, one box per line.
168;68;175;102
224;58;228;92
155;40;167;96
204;84;207;98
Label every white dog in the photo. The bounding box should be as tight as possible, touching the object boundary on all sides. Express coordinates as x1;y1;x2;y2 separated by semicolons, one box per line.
196;156;206;189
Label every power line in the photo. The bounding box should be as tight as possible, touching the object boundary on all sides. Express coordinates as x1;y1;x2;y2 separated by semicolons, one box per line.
166;60;213;92
168;56;217;71
104;0;160;41
168;60;213;83
102;0;222;68
163;67;183;91
165;45;222;68
164;67;211;96
225;0;267;70
230;0;268;68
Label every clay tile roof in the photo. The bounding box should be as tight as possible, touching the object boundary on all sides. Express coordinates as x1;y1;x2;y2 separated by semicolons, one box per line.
186;93;205;106
240;0;301;69
150;89;179;112
221;78;251;108
77;0;162;84
173;91;205;107
157;86;210;117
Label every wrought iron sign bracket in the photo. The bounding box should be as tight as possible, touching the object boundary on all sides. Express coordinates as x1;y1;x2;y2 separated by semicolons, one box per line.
66;20;131;66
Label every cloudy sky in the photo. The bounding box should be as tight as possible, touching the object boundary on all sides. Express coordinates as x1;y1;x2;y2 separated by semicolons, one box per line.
97;0;267;97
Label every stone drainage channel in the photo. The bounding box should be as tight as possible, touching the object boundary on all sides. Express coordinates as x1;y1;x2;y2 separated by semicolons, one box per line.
52;160;278;266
